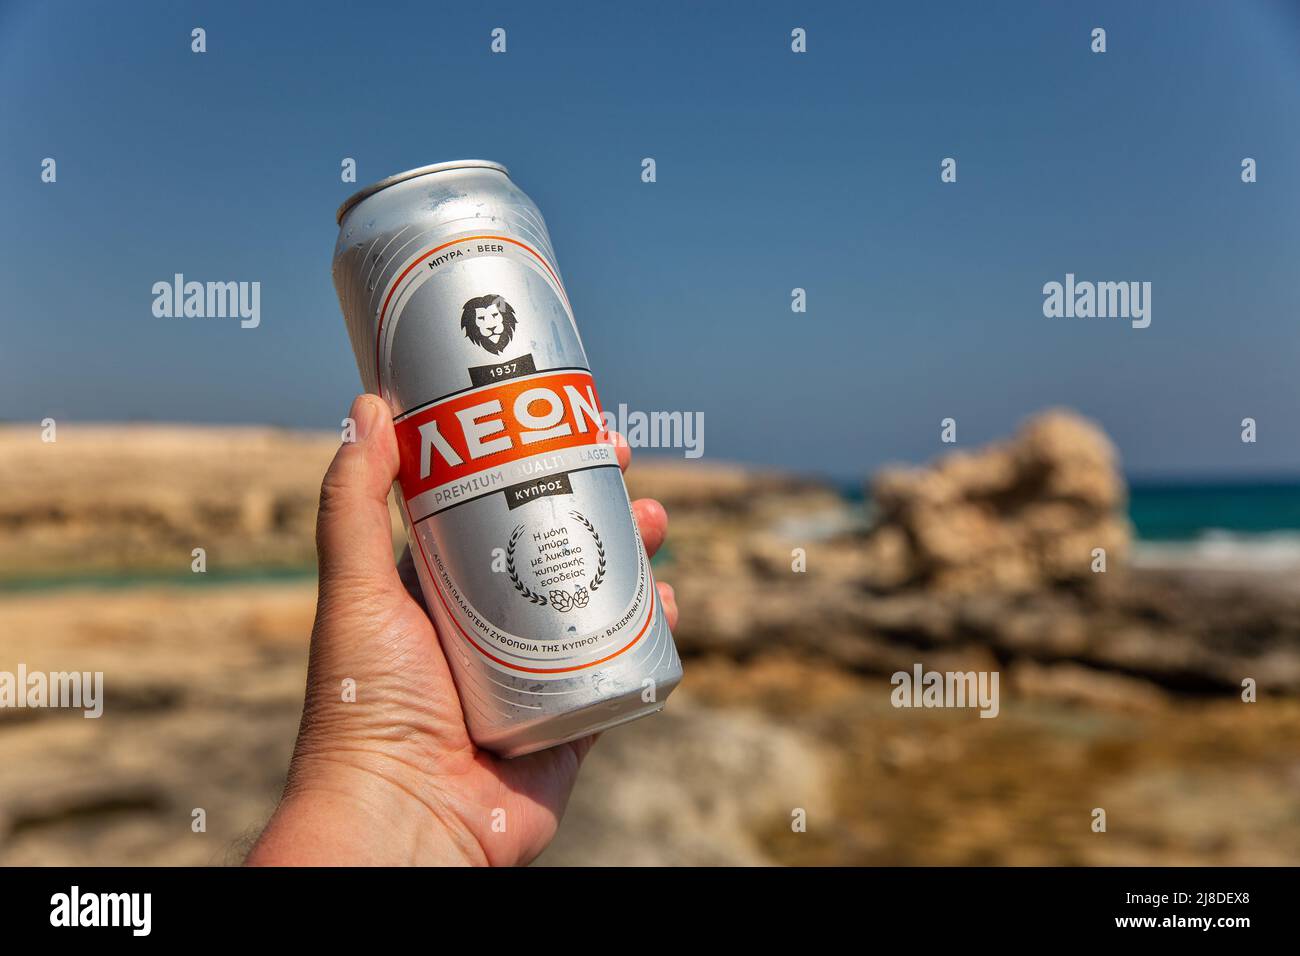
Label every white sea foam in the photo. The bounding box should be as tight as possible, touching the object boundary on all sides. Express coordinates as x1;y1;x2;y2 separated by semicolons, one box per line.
1133;530;1300;572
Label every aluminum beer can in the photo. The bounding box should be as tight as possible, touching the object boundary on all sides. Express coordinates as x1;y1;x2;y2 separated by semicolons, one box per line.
332;160;682;758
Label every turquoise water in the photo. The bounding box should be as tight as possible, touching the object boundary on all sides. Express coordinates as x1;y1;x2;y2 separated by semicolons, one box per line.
838;478;1300;545
1128;481;1300;541
0;551;675;593
1124;481;1300;568
0;565;316;594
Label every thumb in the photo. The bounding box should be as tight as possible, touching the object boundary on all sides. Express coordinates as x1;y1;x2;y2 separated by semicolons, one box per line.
316;393;404;600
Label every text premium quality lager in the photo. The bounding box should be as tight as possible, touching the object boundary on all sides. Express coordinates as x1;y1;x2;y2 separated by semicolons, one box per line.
332;161;682;757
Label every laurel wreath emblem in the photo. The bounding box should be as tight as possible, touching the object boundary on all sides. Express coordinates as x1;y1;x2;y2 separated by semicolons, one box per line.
506;525;547;606
569;511;606;592
505;512;607;612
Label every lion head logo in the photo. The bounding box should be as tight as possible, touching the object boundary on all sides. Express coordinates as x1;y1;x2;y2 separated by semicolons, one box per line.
460;294;518;355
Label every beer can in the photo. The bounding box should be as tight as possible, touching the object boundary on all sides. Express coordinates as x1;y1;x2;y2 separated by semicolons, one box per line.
332;160;682;758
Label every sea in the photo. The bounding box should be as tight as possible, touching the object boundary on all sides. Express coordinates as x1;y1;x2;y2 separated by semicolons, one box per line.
829;479;1300;573
1127;480;1300;571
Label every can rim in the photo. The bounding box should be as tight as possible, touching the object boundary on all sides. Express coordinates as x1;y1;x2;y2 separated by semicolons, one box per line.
336;159;510;224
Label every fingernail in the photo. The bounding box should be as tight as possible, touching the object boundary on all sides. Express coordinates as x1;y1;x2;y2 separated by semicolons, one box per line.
350;394;382;443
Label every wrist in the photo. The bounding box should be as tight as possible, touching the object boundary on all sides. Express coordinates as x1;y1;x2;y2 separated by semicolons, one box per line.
246;752;488;866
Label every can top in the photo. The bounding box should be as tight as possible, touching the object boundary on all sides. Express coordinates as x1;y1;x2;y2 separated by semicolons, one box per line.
336;159;510;224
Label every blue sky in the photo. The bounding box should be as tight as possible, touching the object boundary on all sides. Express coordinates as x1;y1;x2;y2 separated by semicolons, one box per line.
2;0;1298;480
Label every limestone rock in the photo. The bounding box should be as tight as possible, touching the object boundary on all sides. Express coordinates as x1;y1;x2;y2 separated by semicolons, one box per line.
862;410;1131;593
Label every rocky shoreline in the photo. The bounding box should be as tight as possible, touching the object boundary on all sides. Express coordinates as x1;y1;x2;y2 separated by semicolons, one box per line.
1;417;1296;865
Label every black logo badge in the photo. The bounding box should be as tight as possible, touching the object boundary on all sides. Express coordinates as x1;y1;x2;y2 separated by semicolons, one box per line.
460;294;517;355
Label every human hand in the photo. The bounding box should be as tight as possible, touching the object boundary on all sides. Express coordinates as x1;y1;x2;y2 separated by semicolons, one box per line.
246;393;677;866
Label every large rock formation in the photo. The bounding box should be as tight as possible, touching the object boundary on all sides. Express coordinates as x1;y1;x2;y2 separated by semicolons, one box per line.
657;411;1300;697
861;410;1131;593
